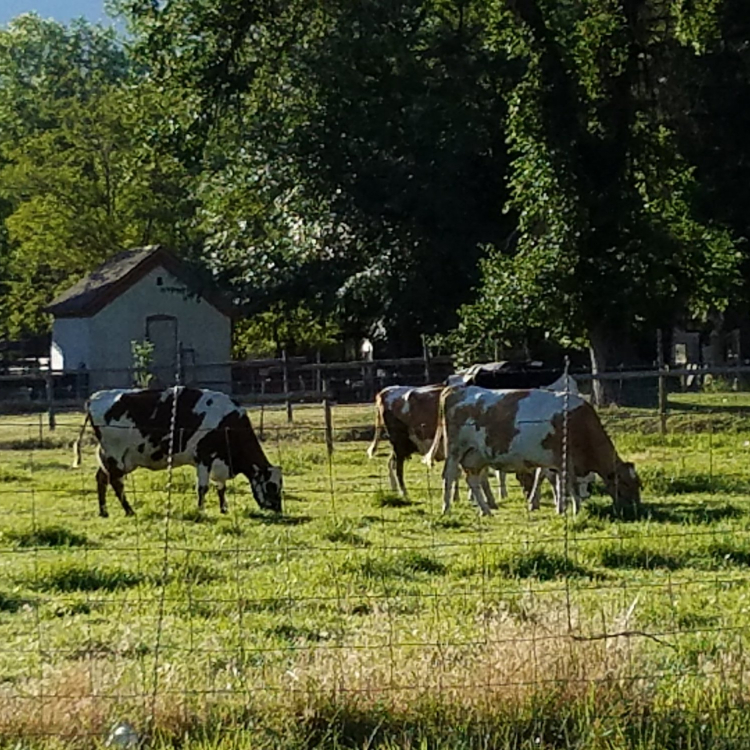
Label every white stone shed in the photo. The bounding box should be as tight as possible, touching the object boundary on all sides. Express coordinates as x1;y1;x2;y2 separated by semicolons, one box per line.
46;246;234;393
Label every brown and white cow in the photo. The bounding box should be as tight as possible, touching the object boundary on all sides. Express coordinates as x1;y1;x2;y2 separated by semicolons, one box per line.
424;385;640;516
72;387;282;517
366;384;500;507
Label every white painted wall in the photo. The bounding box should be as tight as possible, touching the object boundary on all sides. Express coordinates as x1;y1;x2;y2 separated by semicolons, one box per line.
52;265;231;392
51;318;91;370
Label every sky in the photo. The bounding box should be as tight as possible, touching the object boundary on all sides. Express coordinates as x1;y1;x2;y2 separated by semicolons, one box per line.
0;0;115;27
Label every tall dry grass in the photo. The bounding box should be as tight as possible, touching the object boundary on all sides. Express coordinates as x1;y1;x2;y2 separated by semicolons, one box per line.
2;601;725;748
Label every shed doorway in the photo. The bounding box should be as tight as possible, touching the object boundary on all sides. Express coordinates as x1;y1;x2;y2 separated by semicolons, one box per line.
146;315;178;387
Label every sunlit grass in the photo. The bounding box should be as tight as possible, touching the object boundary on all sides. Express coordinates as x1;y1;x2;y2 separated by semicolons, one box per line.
2;398;750;747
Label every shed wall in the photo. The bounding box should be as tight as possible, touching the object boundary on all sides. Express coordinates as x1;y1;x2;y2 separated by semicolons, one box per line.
52;266;231;392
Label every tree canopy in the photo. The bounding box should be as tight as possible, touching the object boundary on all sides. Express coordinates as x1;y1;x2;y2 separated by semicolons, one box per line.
1;1;750;379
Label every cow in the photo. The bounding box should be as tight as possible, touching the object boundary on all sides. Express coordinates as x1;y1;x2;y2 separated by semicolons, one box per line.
423;386;640;516
72;387;283;517
448;371;595;509
446;361;564;390
366;384;501;507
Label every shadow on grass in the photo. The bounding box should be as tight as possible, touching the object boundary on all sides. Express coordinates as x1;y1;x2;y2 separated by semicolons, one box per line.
31;565;144;593
6;524;94;548
643;467;750;495
0;437;69;451
597;545;685;570
245;511;312;526
347;551;446;579
0;591;35;613
177;508;218;524
706;542;750;567
374;491;415;508
491;550;594;581
583;498;742;525
323;524;371;548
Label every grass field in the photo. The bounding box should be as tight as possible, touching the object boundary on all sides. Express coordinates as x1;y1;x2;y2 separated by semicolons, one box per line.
3;398;750;748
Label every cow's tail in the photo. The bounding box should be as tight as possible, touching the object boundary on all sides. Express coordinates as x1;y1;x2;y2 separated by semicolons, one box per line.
72;410;91;468
422;392;446;467
366;394;386;459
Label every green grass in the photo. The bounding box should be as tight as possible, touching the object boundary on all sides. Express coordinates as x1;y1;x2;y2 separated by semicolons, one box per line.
3;398;750;747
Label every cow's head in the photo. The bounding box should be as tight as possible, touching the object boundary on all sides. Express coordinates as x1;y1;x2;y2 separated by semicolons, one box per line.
249;465;283;512
604;461;641;510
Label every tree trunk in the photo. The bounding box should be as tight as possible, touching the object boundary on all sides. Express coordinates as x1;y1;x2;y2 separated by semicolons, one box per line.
588;325;618;406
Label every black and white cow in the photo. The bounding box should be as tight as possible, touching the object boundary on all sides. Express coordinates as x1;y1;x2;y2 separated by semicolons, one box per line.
72;387;283;517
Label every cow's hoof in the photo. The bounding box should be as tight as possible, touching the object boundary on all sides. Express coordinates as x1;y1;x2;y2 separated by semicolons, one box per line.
99;511;109;518
125;510;136;517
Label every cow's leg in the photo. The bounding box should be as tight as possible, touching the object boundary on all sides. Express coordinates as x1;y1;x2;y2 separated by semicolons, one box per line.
555;470;581;515
393;453;409;499
466;472;492;517
387;454;399;492
497;470;508;500
480;470;498;510
568;472;582;515
210;460;230;514
96;468;109;518
217;486;228;514
108;470;135;517
442;458;461;515
196;463;210;510
516;471;535;504
453;478;462;504
527;469;544;511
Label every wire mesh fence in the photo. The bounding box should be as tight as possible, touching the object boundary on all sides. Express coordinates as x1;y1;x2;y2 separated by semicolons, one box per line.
3;378;750;746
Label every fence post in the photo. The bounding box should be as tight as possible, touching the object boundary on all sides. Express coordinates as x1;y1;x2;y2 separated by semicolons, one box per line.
323;398;334;457
657;328;667;435
315;349;322;395
45;370;56;431
422;335;431;384
282;349;293;423
259;404;265;442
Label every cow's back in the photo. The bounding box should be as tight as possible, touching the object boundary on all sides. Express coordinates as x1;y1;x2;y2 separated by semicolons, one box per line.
442;386;586;471
88;387;248;472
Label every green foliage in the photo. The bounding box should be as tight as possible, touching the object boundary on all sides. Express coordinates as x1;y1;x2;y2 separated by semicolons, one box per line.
0;16;198;338
233;302;341;359
131;338;155;388
455;0;741;371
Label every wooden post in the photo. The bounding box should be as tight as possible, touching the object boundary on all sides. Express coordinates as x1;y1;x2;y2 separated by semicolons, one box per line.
315;350;322;395
259;404;265;442
323;398;334;457
282;349;292;423
45;370;56;431
422;335;431;384
657;329;667;435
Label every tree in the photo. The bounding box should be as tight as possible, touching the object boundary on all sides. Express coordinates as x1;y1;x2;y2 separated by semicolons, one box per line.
456;0;739;402
116;0;518;353
0;71;198;337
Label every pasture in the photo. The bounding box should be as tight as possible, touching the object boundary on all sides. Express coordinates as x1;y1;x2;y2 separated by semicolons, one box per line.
3;398;750;748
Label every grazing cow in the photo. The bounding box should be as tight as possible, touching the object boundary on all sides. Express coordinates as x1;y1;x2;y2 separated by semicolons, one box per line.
447;370;592;509
446;361;564;390
366;384;500;507
424;386;640;516
72;387;282;517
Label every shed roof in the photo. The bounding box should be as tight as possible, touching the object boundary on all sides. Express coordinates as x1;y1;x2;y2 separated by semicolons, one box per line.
45;246;234;319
